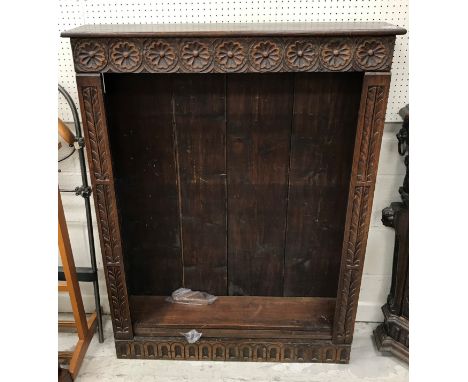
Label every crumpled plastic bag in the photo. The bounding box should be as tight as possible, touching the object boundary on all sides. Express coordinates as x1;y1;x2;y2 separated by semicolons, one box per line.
181;329;202;343
166;288;217;305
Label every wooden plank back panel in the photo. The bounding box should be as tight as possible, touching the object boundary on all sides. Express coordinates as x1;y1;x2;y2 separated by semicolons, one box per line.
173;75;227;295
226;73;294;296
105;74;182;295
106;72;364;299
284;73;363;297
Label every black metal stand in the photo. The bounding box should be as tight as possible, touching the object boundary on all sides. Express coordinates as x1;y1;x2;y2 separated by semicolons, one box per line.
58;84;104;343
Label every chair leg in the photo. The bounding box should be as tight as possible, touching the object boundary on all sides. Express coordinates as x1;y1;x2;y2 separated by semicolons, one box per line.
68;313;97;378
58;191;97;378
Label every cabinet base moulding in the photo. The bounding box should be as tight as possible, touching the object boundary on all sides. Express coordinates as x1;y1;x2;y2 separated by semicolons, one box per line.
373;324;408;363
115;338;351;363
373;304;409;363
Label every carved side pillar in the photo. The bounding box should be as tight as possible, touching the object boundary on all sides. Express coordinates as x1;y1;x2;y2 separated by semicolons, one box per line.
76;74;133;340
333;73;391;346
374;105;409;362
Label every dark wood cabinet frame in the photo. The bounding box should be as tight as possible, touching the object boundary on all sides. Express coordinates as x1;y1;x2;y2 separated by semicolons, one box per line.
62;22;406;363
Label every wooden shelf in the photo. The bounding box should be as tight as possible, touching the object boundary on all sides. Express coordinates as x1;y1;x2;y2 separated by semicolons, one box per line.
131;296;335;339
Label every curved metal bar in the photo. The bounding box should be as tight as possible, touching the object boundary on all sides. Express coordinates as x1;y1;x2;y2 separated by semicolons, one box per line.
59;84;82;139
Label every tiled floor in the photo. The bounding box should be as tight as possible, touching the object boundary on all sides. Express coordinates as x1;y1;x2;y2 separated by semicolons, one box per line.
59;315;408;382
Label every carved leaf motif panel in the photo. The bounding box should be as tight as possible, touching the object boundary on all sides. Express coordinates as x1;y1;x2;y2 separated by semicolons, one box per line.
107;265;131;336
78;79;133;339
95;184;122;265
82;86;110;181
356;85;386;183
334;186;370;343
81;86;122;266
365;86;385;182
71;36;395;73
333;78;388;344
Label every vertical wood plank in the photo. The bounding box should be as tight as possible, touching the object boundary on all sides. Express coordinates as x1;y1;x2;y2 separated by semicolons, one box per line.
76;74;133;339
333;73;391;344
173;74;227;295
284;73;363;297
104;74;182;295
226;73;293;296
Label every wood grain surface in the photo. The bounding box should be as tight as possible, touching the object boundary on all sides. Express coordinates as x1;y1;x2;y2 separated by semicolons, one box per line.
106;74;183;295
226;73;293;296
62;22;406;38
173;75;227;295
283;73;362;297
131;295;335;331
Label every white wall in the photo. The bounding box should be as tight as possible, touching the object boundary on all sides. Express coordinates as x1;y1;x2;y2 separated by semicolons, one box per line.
58;0;408;322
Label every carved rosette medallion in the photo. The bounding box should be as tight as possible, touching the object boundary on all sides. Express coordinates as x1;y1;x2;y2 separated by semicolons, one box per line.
74;40;107;72
249;40;282;71
355;39;388;70
109;40;142;72
144;40;178;71
215;40;246;71
180;40;212;71
320;40;353;71
285;40;318;70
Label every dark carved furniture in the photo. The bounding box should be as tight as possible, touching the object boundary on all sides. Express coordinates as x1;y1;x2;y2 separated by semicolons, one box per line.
62;22;406;363
374;105;409;362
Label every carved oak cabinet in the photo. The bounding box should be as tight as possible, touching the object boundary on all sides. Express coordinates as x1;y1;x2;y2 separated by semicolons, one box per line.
62;22;406;363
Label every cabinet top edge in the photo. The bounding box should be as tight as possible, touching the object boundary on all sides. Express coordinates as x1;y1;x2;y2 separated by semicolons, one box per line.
61;22;407;38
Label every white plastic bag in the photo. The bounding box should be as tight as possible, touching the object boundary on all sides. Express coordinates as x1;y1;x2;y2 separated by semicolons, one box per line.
181;329;202;343
166;288;217;305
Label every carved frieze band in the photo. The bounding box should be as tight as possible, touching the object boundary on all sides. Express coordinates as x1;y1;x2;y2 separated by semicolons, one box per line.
334;83;387;343
72;36;394;73
81;84;131;338
115;339;351;363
